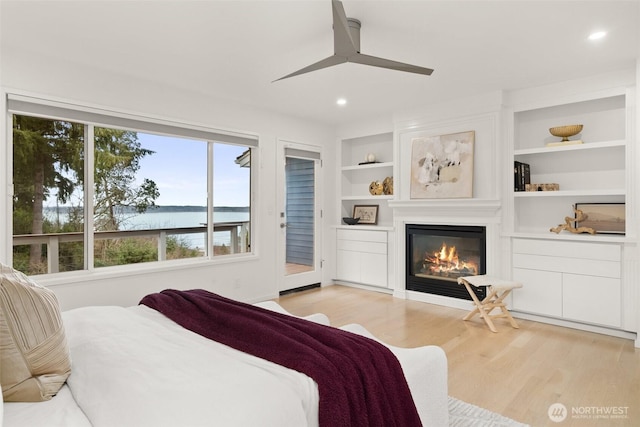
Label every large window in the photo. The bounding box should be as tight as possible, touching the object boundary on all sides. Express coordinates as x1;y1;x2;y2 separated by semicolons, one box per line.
9;96;256;275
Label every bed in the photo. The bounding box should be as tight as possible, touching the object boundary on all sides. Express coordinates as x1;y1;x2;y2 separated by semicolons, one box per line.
1;265;448;427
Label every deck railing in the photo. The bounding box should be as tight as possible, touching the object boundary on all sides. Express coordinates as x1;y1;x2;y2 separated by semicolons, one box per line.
12;221;249;273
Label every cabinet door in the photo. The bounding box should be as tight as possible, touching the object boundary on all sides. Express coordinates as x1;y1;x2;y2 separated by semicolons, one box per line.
360;252;388;288
336;249;360;283
512;268;562;317
563;273;621;327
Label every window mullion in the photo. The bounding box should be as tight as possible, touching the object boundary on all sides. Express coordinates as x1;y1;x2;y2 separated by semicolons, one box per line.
5;111;14;265
85;125;95;271
207;141;214;258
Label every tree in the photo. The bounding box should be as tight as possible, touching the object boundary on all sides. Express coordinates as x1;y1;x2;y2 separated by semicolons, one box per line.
93;127;159;230
12;116;83;269
12;116;159;273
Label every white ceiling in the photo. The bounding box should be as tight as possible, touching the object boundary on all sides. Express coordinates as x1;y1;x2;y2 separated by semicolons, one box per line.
2;0;639;127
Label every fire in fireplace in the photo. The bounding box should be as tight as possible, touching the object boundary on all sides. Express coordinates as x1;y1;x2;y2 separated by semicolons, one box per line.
406;224;486;300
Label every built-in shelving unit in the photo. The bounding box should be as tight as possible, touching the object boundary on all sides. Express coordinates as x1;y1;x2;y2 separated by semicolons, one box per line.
511;92;628;238
339;132;394;227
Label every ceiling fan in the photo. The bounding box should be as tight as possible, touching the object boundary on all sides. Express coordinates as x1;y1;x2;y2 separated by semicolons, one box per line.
274;0;434;82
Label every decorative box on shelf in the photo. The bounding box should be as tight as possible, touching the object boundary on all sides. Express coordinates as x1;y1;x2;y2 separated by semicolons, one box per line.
525;183;560;192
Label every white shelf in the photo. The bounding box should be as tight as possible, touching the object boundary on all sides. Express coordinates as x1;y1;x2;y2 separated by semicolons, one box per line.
335;225;394;231
514;139;626;156
341;195;394;201
341;161;393;171
514;189;625;198
506;231;629;244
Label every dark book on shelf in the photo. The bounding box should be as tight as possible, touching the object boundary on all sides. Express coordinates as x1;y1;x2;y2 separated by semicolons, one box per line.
514;161;523;191
514;161;531;191
522;163;530;189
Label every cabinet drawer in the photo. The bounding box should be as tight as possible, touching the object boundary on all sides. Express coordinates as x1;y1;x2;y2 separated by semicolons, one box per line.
337;229;387;243
337;239;387;254
513;253;620;278
513;239;621;262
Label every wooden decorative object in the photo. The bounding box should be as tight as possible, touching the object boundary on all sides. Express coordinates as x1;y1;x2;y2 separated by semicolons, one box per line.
382;176;393;195
369;181;383;195
550;208;596;234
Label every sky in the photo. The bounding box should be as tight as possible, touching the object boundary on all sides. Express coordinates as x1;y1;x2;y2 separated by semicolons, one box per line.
42;131;251;210
136;133;250;207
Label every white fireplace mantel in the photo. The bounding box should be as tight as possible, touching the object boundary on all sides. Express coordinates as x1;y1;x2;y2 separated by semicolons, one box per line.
388;198;501;219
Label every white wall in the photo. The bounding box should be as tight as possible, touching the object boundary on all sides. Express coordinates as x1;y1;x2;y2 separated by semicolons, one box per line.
0;48;337;310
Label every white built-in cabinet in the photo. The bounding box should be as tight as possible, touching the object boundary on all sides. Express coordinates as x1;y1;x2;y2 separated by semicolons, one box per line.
507;86;634;332
335;132;394;288
512;238;621;327
336;229;388;288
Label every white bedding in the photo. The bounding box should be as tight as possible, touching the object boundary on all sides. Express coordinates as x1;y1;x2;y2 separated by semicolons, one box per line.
2;385;90;427
3;302;448;427
64;305;321;427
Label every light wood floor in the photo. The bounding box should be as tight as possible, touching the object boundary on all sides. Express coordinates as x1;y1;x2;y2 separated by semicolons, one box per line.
276;285;640;427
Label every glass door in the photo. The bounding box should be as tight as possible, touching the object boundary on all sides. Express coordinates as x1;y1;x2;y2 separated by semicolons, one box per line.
277;141;322;293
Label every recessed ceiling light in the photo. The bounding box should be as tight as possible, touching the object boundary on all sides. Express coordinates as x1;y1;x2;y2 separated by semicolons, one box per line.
588;31;607;41
336;98;347;106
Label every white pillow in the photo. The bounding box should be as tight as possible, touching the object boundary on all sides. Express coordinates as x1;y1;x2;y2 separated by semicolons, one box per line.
0;264;71;402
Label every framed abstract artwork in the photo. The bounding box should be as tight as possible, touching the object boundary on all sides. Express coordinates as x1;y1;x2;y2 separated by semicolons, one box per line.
410;130;475;199
575;203;625;234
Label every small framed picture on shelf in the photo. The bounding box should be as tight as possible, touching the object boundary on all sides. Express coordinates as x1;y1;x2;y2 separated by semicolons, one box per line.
575;203;625;235
353;205;378;225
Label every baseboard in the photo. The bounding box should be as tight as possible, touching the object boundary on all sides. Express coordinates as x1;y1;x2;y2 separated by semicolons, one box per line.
331;280;394;295
512;311;638;342
279;282;320;296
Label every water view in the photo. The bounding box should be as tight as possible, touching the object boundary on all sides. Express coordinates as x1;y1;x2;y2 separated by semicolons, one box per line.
45;206;249;249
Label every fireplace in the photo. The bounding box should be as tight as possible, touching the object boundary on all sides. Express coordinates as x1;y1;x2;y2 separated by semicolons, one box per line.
406;224;486;300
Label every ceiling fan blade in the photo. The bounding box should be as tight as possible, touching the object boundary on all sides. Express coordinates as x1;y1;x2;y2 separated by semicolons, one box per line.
332;0;357;56
273;55;348;82
349;53;434;76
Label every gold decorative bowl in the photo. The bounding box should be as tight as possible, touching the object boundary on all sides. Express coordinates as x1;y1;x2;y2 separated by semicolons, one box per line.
549;124;583;141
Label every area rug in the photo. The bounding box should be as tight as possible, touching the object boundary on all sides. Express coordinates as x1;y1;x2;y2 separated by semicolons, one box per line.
449;397;530;427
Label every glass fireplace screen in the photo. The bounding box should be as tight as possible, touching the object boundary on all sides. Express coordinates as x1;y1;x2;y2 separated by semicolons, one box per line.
406;224;486;300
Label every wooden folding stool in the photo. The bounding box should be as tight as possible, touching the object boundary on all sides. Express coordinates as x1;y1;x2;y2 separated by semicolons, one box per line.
457;275;523;333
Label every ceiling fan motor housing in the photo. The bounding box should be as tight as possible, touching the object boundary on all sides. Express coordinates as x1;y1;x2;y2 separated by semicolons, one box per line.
347;18;361;52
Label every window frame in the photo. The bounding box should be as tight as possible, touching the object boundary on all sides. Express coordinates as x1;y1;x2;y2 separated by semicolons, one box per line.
6;93;259;279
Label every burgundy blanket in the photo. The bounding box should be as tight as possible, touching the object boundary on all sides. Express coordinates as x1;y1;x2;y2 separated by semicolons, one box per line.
140;289;422;427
